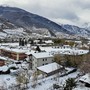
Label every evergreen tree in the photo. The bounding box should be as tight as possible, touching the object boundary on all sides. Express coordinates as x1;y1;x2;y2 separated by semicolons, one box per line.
31;40;34;45
22;39;24;46
25;39;27;46
38;39;42;44
19;38;22;46
64;78;76;90
36;46;41;52
32;71;38;88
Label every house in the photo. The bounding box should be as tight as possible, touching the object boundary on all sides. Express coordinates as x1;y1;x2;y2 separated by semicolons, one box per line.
27;52;54;70
0;46;27;60
79;73;90;87
44;40;54;45
37;62;63;76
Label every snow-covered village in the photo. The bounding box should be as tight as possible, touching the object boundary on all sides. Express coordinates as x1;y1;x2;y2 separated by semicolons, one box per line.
0;38;89;90
0;0;90;90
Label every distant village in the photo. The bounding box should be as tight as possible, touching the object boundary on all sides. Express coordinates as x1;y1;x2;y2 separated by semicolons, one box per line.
0;37;90;90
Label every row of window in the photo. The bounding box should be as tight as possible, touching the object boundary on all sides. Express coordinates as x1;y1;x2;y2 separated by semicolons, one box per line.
43;58;47;61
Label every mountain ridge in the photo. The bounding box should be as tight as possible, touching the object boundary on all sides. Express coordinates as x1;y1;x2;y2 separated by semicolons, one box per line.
0;6;89;39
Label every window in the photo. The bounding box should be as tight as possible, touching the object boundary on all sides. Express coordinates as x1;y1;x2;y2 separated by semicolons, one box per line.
43;59;44;61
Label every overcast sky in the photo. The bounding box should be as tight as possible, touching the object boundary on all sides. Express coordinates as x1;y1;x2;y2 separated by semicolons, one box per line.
0;0;90;26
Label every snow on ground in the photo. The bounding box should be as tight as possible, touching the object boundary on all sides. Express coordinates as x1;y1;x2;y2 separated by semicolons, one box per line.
0;64;79;90
28;71;79;90
0;69;89;90
0;32;7;38
0;75;16;88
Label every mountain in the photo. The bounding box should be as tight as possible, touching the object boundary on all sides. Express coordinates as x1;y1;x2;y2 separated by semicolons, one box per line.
0;6;89;39
0;6;69;36
61;24;90;38
82;22;90;30
0;17;16;29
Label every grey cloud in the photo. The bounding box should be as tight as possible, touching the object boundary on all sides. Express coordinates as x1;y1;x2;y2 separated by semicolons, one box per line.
73;0;90;9
32;5;79;22
0;0;89;26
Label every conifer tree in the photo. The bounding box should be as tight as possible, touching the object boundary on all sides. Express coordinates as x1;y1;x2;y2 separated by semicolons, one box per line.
36;46;41;52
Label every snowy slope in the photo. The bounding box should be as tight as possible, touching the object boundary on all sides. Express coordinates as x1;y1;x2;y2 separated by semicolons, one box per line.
61;24;90;37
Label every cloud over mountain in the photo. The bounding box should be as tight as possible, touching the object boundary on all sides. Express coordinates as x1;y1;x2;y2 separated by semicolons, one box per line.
0;0;90;26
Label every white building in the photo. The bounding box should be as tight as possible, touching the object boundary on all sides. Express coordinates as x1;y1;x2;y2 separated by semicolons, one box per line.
27;52;54;70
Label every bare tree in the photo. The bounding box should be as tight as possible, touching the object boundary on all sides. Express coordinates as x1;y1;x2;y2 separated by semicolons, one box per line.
16;72;29;89
54;54;64;64
79;60;90;74
31;71;38;88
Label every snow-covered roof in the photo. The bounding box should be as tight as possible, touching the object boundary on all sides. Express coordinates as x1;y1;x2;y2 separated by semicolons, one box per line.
0;64;17;72
75;41;82;44
0;66;9;72
32;52;53;59
45;40;53;44
40;46;89;55
26;46;89;57
37;62;62;74
10;48;28;53
0;45;30;54
65;67;75;72
0;56;7;61
79;73;90;84
0;43;19;46
25;50;35;55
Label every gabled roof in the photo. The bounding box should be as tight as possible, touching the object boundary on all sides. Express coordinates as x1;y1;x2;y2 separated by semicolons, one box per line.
37;62;62;74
